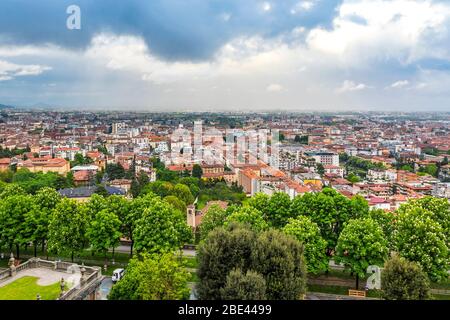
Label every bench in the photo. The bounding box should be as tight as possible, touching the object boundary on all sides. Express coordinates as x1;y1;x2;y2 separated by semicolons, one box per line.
348;289;366;298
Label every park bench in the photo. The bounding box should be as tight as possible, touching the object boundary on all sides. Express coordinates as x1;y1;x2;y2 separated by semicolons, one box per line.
348;289;366;298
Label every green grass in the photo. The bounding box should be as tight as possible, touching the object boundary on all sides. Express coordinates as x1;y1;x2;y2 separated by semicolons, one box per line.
307;284;382;298
432;294;450;300
431;278;450;290
0;276;62;300
188;272;199;283
183;257;198;269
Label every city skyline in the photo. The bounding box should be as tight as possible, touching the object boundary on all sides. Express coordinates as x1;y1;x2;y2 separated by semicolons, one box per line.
1;0;450;111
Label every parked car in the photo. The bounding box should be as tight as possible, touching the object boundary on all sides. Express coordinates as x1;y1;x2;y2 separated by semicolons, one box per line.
112;268;125;283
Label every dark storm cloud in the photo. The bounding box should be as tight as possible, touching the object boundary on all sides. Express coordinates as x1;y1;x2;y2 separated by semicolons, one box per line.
0;0;342;61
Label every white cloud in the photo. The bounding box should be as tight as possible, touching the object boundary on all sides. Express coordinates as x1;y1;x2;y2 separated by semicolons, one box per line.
336;80;370;93
266;83;285;92
291;1;317;14
2;1;450;110
414;82;428;90
0;60;51;81
262;2;272;12
221;13;232;22
306;0;450;67
389;80;410;89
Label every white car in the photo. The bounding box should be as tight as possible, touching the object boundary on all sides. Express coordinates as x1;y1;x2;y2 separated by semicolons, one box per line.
112;268;125;284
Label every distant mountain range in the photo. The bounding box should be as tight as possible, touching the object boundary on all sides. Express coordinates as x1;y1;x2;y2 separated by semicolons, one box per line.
0;103;13;109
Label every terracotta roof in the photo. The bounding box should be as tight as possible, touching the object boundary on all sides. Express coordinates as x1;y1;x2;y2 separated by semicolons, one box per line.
0;158;11;165
73;170;91;182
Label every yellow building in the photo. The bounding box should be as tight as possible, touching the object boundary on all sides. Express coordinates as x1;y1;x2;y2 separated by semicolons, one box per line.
18;158;70;175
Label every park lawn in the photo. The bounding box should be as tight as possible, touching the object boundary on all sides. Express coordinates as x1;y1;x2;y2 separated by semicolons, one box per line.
432;294;450;300
188;272;199;283
307;284;382;298
0;276;61;300
183;256;198;269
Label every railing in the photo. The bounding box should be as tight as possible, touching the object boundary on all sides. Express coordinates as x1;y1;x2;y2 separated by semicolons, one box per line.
15;261;30;273
37;260;57;269
0;269;10;281
0;258;103;300
59;267;102;300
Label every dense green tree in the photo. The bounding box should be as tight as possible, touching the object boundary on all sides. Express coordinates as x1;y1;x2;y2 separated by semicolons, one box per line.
294;135;308;144
220;269;267;300
126;194;159;256
66;171;75;187
197;225;257;299
130;178;140;198
26;188;61;255
0;169;14;183
173;183;195;205
106;195;131;254
418;164;438;177
95;171;104;185
86;209;122;260
347;173;361;184
133;197;192;254
381;254;430;300
369;209;395;249
82;193;107;221
192;164;203;179
197;225;307;300
106;163;126;180
224;206;269;232
316;163;325;176
108;253;190;300
0;194;37;258
266;192;292;228
164;195;187;213
130;172;150;198
142;181;174;198
199;204;228;240
198;181;246;205
394;207;448;282
178;177;201;197
290;188;363;255
47;199;88;262
0;184;26;198
251;229;307;300
283;216;328;274
397;196;450;242
10;169;73;193
70;153;94;167
247;193;270;216
335;218;388;289
349;195;370;219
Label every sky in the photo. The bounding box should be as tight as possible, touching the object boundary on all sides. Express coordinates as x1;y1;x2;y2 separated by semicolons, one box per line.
1;0;450;112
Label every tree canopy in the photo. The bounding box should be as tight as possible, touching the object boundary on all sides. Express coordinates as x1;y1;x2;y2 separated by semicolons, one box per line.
108;253;190;300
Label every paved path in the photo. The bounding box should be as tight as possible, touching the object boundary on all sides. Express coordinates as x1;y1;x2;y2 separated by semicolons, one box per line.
98;277;113;300
0;268;73;288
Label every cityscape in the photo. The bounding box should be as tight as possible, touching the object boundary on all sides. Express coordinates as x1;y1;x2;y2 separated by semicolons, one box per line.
0;0;449;312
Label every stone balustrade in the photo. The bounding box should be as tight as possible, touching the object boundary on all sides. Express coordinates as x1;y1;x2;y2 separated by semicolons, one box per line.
0;256;104;300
